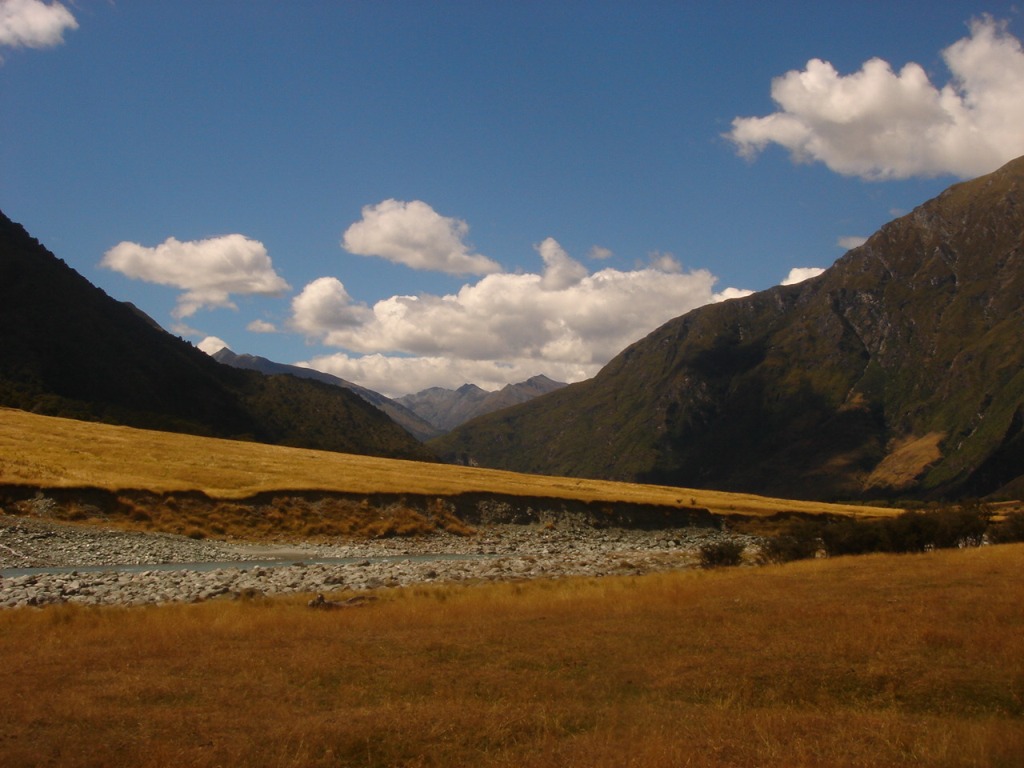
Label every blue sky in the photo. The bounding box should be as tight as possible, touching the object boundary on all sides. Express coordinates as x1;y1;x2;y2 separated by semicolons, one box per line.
3;1;1023;397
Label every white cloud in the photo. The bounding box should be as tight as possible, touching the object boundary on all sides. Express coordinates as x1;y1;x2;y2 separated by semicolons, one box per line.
727;16;1024;180
246;319;278;333
715;287;755;301
0;0;77;50
290;238;747;396
837;235;868;250
290;277;372;338
171;320;202;338
342;199;502;275
297;354;592;400
101;234;291;319
197;336;230;355
647;251;683;273
781;267;825;285
588;245;613;260
537;237;588;290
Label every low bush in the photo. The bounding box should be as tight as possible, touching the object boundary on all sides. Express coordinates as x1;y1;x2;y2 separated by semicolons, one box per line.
820;518;886;556
698;540;745;568
819;503;994;557
758;521;821;563
989;511;1024;543
930;503;991;548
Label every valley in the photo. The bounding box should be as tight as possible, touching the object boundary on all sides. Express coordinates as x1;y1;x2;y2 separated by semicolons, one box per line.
0;538;1020;768
0;406;870;608
0;407;895;519
0;512;758;607
4;8;1024;765
1;148;1021;768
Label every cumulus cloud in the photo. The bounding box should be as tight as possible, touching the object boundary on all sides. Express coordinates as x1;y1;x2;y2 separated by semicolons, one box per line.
0;0;77;50
290;277;372;337
647;251;683;273
715;287;755;301
588;245;614;260
781;267;825;285
101;234;291;318
837;235;868;250
297;353;592;400
247;319;278;333
290;238;747;396
342;199;502;275
197;336;230;356
537;237;588;290
727;16;1024;180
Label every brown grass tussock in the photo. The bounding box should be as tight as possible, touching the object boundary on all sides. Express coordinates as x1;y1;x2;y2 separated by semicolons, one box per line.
1;544;1021;767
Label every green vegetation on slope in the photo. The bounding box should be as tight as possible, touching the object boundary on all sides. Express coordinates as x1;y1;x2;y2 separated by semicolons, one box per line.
434;156;1024;501
0;211;434;462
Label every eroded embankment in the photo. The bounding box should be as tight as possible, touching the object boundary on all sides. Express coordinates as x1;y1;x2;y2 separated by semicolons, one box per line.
0;484;717;540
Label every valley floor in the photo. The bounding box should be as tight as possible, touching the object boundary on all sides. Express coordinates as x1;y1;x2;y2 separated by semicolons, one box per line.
0;513;758;607
1;542;1021;767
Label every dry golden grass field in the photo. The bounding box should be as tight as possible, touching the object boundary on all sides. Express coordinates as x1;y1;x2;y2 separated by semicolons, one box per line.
3;407;1022;766
0;407;896;521
1;545;1021;767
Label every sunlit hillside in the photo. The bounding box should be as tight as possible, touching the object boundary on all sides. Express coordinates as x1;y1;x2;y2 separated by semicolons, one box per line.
0;407;898;520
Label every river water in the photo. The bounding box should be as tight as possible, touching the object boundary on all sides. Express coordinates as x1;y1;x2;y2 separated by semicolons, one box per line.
0;552;495;579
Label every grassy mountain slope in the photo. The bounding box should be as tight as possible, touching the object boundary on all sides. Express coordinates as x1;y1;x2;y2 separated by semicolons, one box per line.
433;156;1024;500
0;211;435;462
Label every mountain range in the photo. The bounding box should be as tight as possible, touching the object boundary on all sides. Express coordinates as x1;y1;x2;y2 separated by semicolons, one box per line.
211;348;565;438
395;376;566;433
432;156;1024;501
3;156;1022;502
0;211;434;463
211;348;441;441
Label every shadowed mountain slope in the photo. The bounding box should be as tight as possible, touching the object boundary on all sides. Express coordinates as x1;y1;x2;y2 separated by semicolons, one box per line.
211;348;441;442
397;375;566;433
0;211;435;462
433;157;1024;500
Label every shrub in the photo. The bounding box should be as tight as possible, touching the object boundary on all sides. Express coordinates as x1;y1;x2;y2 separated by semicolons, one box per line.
988;511;1024;543
698;540;745;568
877;505;991;552
821;518;886;557
882;511;939;553
931;503;991;548
758;522;821;564
820;504;994;557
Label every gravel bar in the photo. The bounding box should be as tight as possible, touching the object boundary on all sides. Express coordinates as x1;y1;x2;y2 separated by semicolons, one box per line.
0;513;760;608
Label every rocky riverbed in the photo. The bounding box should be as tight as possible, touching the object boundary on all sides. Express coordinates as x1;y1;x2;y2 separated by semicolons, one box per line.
0;513;760;608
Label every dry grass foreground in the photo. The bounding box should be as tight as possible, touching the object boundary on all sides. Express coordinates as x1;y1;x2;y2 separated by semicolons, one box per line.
1;544;1021;767
0;407;897;520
